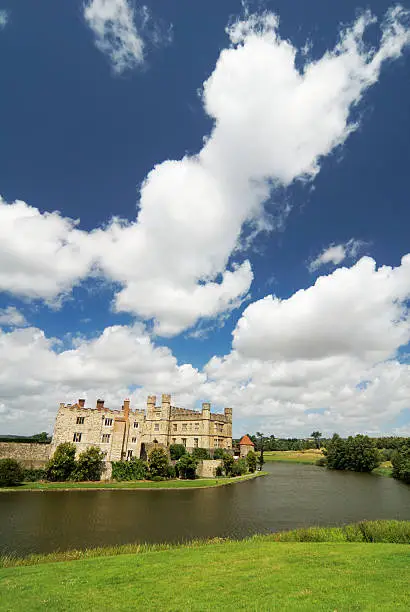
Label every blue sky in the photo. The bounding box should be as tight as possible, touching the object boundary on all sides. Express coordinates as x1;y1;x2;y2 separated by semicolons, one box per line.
1;0;410;437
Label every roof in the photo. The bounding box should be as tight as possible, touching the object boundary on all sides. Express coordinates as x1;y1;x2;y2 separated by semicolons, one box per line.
239;435;254;446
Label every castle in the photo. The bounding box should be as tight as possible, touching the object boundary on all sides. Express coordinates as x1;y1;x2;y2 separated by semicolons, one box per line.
51;394;233;462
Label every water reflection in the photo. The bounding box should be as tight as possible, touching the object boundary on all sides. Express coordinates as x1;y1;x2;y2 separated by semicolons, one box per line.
0;463;409;556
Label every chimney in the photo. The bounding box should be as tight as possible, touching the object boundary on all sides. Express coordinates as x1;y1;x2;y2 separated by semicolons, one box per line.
147;395;156;411
202;402;211;417
224;407;232;421
78;399;85;408
123;399;130;420
96;399;104;410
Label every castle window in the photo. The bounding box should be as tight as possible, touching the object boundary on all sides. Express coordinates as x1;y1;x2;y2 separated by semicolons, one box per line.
194;423;199;431
134;422;139;428
154;423;159;432
188;423;192;431
104;418;113;426
182;438;187;447
194;438;198;448
73;432;82;442
214;438;218;448
76;416;85;425
173;424;177;432
127;450;133;459
101;433;111;443
182;424;187;432
172;438;176;444
131;437;137;443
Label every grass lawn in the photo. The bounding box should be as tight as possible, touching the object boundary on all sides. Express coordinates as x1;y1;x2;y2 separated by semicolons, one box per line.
372;461;393;477
0;471;267;492
1;538;409;611
262;450;323;464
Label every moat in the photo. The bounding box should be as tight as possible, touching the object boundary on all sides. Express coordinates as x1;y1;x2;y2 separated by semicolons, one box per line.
1;463;409;556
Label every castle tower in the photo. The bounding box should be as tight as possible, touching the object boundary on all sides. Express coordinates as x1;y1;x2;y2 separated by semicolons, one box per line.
161;394;171;420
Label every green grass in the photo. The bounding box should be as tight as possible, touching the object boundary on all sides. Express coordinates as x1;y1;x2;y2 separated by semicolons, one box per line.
372;461;393;477
0;471;267;492
1;525;410;611
262;450;323;464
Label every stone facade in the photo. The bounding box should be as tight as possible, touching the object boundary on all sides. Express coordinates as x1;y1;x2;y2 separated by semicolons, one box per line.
51;394;233;462
196;459;223;478
0;442;50;468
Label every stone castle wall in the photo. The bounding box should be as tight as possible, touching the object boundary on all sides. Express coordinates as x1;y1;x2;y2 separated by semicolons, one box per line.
0;442;51;468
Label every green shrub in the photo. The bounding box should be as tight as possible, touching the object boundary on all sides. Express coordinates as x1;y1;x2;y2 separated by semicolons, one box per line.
148;448;170;479
324;434;380;472
112;458;148;481
176;454;198;479
167;464;176;479
0;458;24;487
222;452;234;476
23;468;46;482
71;447;105;481
169;444;186;460
215;465;223;477
150;475;165;482
230;458;247;476
391;441;410;483
246;451;257;473
213;448;225;459
315;456;327;467
46;443;76;482
191;448;211;460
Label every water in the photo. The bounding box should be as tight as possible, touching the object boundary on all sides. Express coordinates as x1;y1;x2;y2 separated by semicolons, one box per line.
0;463;409;556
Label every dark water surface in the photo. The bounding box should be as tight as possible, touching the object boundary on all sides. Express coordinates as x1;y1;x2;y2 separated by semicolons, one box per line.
1;463;409;556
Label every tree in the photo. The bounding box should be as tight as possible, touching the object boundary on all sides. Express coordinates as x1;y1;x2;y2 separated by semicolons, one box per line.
169;444;186;460
222;452;235;476
31;432;51;443
324;434;380;472
246;450;257;473
72;446;105;481
311;431;322;449
392;440;410;483
230;458;247;476
176;454;198;479
191;448;211;460
46;442;76;481
256;431;265;469
148;448;169;478
213;448;225;459
0;458;24;487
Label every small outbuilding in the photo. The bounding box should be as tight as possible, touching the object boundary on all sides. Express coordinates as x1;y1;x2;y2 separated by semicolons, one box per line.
239;434;255;458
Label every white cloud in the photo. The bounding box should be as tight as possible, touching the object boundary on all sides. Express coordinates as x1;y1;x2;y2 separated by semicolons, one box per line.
1;8;410;336
309;239;364;271
201;253;410;436
2;254;410;437
0;306;26;327
0;197;93;304
0;10;8;29
0;323;205;434
83;0;146;73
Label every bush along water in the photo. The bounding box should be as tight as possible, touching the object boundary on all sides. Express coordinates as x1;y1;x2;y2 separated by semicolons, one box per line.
322;434;381;472
0;458;24;487
391;440;410;484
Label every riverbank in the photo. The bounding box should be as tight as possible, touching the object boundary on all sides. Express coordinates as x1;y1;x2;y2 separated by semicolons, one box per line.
0;470;267;492
1;522;409;611
263;449;323;464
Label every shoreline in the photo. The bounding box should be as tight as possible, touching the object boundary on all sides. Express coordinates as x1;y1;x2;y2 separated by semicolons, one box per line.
1;520;409;568
0;470;267;492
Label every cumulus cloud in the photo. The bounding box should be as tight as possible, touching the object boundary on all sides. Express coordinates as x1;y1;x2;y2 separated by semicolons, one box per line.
201;253;410;436
0;9;8;29
0;197;93;304
84;0;147;72
1;7;410;336
2;254;410;437
0;323;205;434
0;306;26;327
309;239;364;271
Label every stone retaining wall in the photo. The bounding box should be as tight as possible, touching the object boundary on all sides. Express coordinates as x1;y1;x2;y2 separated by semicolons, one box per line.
0;442;51;468
197;459;222;478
